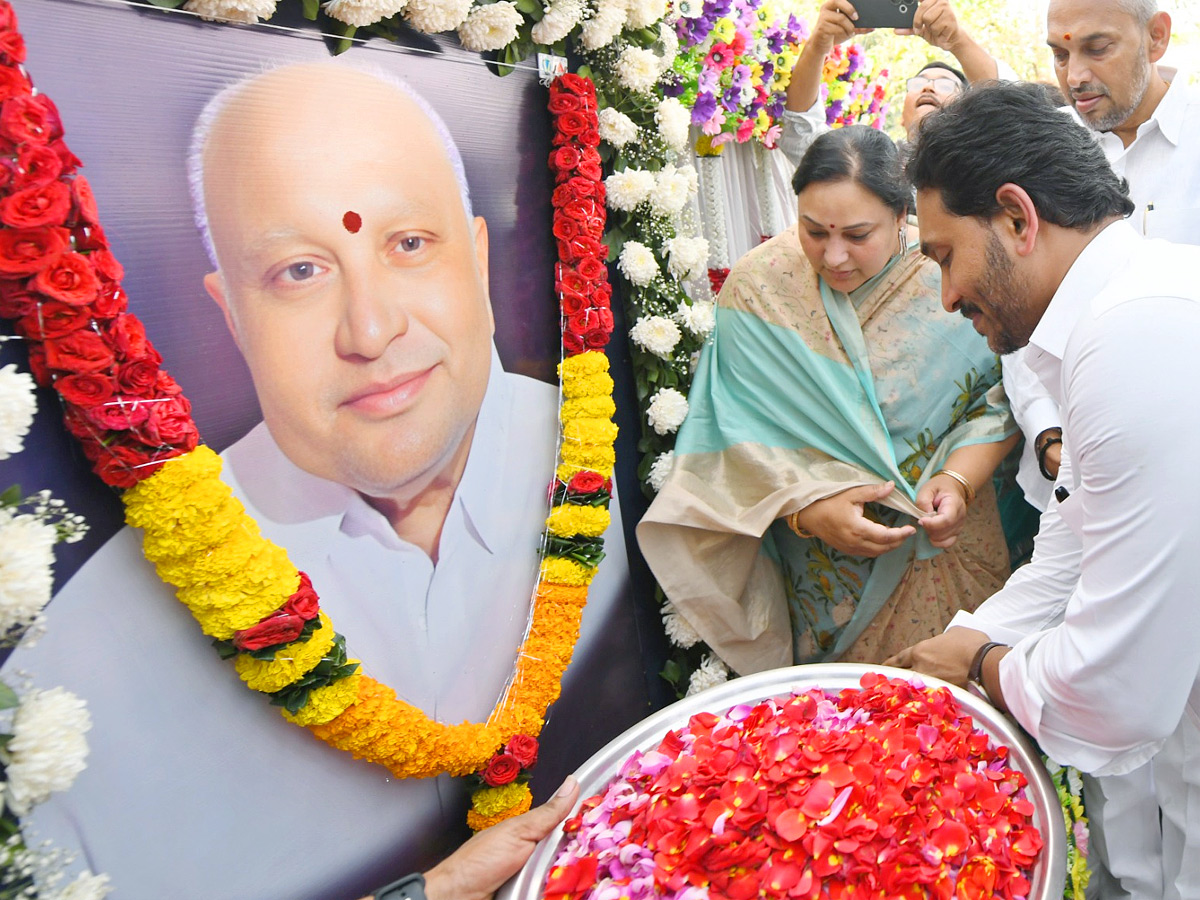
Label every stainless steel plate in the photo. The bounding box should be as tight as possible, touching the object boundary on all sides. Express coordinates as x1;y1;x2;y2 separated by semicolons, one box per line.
499;663;1065;900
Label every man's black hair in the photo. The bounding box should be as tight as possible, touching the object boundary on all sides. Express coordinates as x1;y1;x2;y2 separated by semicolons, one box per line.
792;125;910;217
915;61;967;90
906;81;1134;228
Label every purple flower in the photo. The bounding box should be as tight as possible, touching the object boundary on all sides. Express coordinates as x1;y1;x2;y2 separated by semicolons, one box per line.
661;72;686;97
721;87;741;111
697;67;719;92
764;27;785;54
691;90;718;124
768;93;786;118
826;99;844;124
729;64;751;91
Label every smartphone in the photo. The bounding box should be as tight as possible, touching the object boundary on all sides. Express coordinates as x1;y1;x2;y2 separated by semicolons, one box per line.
851;0;917;29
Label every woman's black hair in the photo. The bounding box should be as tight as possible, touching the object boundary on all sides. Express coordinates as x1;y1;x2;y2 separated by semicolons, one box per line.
791;125;910;217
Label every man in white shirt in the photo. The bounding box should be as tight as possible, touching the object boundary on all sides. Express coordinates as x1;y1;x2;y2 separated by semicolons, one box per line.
778;0;1007;166
892;81;1200;900
4;64;638;899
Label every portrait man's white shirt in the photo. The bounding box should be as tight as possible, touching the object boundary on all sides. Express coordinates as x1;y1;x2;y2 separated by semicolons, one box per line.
7;353;634;900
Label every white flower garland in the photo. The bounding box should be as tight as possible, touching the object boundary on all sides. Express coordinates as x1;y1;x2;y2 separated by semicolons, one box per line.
616;240;659;286
646;386;688;434
181;0;278;22
0;362;36;461
3;687;92;817
629;314;682;358
404;0;473;33
597;107;640;148
456;1;523;50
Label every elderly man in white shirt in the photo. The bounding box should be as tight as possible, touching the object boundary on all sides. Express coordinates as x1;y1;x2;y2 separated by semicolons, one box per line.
3;63;639;900
891;81;1200;900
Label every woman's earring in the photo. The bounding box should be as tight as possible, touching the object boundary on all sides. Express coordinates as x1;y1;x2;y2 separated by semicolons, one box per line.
897;226;907;255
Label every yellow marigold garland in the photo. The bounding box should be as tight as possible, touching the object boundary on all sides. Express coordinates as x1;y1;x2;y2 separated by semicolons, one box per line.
467;783;534;831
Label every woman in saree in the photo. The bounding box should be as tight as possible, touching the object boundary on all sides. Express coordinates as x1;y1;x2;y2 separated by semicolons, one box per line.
638;125;1018;676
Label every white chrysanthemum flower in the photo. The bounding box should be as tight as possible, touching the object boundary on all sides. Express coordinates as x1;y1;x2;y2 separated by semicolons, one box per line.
663;235;709;279
655;20;678;71
674;0;700;17
624;0;665;29
662;602;703;649
404;0;472;33
0;364;37;462
182;0;277;21
655;97;691;155
676;299;716;337
649;165;692;218
677;162;699;195
4;687;92;817
0;508;56;636
456;0;522;48
597;107;640;148
530;0;584;44
579;0;627;49
630;315;682;358
646;387;688;434
47;872;113;900
323;0;406;25
686;654;730;695
617;241;660;287
616;46;661;93
605;168;655;212
647;449;676;492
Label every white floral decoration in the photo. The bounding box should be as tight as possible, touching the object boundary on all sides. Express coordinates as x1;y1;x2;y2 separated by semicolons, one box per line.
686;653;730;695
597;107;640;148
655;20;679;71
674;0;700;17
649;164;694;219
630;315;682;358
456;0;523;49
0;363;36;462
403;0;472;33
530;0;585;44
617;240;660;287
662;601;703;649
624;0;666;29
675;299;716;337
0;507;57;637
579;0;627;50
655;97;691;155
663;235;709;280
647;449;676;493
646;386;689;435
323;0;407;25
604;168;655;212
3;687;92;817
615;46;661;93
182;0;277;22
47;872;113;900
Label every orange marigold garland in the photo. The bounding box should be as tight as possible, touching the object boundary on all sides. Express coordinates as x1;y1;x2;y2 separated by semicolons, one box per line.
0;6;615;832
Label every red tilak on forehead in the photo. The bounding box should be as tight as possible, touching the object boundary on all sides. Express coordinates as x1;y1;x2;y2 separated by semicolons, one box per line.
342;211;362;233
1063;32;1072;40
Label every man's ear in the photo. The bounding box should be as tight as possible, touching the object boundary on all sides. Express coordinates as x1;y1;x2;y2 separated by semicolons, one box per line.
203;271;242;351
993;183;1039;257
472;215;495;335
1147;11;1171;64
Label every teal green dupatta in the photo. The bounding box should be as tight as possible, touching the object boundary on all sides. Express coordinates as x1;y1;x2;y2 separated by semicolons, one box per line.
637;230;1015;674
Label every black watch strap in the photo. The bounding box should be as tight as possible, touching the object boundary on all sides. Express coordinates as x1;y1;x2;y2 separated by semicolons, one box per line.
968;641;1006;689
375;873;427;900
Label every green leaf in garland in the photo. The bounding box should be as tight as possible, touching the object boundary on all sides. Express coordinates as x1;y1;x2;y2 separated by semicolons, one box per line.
300;0;320;19
143;0;188;7
0;681;18;711
0;484;20;508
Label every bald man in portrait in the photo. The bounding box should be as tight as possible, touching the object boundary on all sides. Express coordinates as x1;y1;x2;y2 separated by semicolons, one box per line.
4;63;638;900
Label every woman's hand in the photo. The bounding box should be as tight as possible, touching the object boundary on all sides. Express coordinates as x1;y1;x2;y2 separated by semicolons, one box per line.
915;473;969;548
807;0;866;58
792;481;915;558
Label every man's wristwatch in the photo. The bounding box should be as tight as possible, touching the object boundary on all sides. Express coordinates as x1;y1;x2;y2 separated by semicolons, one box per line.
375;873;427;900
967;641;1006;702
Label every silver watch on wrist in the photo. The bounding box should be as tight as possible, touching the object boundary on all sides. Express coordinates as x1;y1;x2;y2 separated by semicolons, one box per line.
375;873;426;900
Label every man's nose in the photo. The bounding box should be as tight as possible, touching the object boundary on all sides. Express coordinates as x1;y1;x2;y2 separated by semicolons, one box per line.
1066;55;1092;89
334;261;409;360
941;277;962;313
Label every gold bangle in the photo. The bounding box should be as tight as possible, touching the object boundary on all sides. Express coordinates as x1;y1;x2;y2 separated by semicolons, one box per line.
934;468;975;506
786;510;814;539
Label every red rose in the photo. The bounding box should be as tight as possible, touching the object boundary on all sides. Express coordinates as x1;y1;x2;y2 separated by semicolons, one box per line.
557;111;589;138
482;752;522;787
0;226;69;276
551;216;580;242
590;282;612;308
578;127;601;148
71;175;99;226
30;251;99;305
561;199;594;223
550;145;581;174
105;314;151;360
584;328;611;349
284;572;320;620
44;328;115;374
49;139;82;175
0;30;24;64
548;93;582;114
233;612;307;653
0;65;30;102
13;143;63;188
92;439;159;490
15;300;90;340
0;280;37;317
55;373;115;408
576;256;608;283
580;146;601;167
566;175;596;198
85;394;152;432
568;471;607;495
551;184;576;208
116;358;159;396
556;74;594;97
559;288;588;317
0;94;61;145
0;4;17;30
562;330;585;355
505;734;539;768
138;394;197;449
92;283;127;320
0;180;72;229
576;160;603;182
155;370;184;397
24;341;48;385
72;222;108;253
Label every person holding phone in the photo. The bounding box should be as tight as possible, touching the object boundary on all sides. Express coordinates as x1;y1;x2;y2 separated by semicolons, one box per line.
779;0;1009;165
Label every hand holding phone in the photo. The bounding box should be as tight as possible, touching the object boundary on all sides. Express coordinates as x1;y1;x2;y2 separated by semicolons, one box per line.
851;0;917;30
